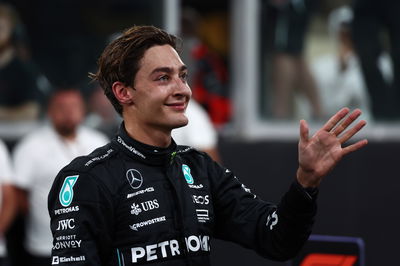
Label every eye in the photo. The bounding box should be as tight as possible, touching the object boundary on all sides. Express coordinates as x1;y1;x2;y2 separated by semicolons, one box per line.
157;75;169;82
180;72;188;82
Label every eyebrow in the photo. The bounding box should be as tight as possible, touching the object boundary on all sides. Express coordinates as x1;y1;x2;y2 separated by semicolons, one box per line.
150;65;187;75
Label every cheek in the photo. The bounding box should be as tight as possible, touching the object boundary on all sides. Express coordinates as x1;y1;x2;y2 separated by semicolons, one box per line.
70;108;84;122
137;91;166;110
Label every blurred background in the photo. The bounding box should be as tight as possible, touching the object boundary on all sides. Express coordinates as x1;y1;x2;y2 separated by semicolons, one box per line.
0;0;399;265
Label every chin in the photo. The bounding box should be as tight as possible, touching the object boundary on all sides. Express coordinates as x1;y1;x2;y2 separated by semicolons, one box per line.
171;117;189;129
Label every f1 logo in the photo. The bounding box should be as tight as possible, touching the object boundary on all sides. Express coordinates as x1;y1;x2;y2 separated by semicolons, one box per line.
301;253;357;266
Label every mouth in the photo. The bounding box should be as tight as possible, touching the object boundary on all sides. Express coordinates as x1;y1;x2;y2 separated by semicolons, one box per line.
165;102;186;111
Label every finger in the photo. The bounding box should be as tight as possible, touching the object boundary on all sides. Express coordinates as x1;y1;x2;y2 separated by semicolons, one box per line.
322;107;350;132
342;139;368;156
299;119;309;143
339;119;367;144
332;109;362;136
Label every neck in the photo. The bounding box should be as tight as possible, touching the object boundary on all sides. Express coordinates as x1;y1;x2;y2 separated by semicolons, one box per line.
61;134;77;142
124;119;172;148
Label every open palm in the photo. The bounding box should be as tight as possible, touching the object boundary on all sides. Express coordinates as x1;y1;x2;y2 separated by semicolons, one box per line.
297;108;368;187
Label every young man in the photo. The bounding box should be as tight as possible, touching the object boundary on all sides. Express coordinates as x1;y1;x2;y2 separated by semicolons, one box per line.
48;26;367;265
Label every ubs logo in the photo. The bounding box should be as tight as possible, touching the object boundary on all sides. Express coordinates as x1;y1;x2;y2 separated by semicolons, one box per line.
126;169;143;189
131;199;160;215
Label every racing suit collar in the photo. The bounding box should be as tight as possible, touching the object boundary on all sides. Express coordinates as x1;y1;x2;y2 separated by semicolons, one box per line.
114;122;177;166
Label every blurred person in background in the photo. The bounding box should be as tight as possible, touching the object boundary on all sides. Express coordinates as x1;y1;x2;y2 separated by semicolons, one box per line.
85;82;122;139
352;0;400;120
264;0;322;119
0;3;49;121
0;139;17;266
298;6;376;122
12;88;108;265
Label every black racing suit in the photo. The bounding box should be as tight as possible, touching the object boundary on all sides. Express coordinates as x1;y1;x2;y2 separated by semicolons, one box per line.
48;124;317;265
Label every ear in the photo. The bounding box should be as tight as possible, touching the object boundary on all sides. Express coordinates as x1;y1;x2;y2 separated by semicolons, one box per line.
112;81;134;105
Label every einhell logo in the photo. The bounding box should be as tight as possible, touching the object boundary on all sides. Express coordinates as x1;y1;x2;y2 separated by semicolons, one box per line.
300;253;358;266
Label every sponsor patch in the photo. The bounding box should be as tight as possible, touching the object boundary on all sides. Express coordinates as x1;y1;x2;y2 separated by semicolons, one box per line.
266;210;278;230
130;203;142;215
56;218;75;231
192;195;209;205
52;255;85;265
130;199;160;216
56;234;77;241
85;149;113;167
126;169;143;189
59;175;79;207
130;235;210;263
182;164;194;184
129;216;166;231
54;205;79;215
53;239;82;250
188;184;203;189
196;209;209;223
117;136;146;159
127;187;154;199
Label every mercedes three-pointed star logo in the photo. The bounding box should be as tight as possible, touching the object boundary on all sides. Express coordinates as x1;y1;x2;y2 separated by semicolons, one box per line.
126;169;143;189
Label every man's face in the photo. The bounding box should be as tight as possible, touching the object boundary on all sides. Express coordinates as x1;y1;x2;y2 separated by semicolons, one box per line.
48;90;85;138
130;44;192;131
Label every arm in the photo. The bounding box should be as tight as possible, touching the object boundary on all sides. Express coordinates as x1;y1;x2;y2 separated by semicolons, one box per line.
48;170;114;265
212;108;367;260
0;140;17;238
0;184;18;235
211;161;316;261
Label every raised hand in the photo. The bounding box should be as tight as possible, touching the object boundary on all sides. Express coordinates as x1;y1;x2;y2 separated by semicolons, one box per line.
297;108;368;188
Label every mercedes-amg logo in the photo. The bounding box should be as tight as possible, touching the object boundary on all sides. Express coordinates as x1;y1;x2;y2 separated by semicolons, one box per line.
126;169;143;189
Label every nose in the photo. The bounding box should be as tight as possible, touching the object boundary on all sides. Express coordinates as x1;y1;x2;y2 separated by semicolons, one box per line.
173;77;192;99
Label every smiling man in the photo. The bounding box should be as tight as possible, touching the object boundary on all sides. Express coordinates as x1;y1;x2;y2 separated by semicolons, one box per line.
112;44;191;146
48;26;367;266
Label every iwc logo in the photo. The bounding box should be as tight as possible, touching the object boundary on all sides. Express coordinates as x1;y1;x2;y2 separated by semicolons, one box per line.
182;164;194;184
126;169;143;189
59;175;79;207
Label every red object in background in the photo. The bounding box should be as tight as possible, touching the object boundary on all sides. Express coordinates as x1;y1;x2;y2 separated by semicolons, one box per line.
289;234;365;266
191;43;231;128
300;253;358;266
